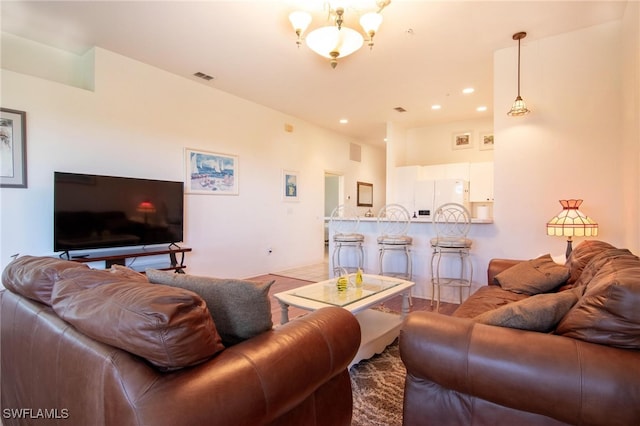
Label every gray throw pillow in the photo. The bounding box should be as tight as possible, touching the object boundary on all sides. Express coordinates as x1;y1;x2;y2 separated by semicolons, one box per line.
494;254;570;295
474;287;582;332
146;269;274;346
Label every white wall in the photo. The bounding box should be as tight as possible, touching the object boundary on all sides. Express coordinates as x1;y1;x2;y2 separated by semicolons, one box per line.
386;18;639;299
493;20;631;260
405;117;494;166
621;0;640;251
0;41;386;279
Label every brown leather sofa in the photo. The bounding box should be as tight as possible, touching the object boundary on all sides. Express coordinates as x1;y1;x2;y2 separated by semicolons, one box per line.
0;256;360;426
400;241;640;426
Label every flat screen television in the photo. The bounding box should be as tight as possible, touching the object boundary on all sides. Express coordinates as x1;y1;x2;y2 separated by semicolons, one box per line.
54;172;184;252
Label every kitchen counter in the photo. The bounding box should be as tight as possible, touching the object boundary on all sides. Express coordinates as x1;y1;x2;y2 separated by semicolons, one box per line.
330;216;493;224
327;216;495;302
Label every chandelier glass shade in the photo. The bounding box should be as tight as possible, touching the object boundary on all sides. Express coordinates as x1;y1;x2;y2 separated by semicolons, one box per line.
288;1;390;68
289;11;312;44
306;26;364;59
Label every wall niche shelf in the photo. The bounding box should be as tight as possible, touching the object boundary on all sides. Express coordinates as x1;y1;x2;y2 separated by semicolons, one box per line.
67;246;192;273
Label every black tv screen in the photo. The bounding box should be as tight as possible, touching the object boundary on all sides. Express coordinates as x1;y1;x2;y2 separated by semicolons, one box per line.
54;172;184;252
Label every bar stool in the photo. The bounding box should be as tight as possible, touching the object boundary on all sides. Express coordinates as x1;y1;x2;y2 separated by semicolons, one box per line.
330;205;365;277
430;203;473;311
377;204;412;280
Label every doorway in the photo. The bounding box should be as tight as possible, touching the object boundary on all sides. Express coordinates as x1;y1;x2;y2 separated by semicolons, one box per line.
324;172;344;249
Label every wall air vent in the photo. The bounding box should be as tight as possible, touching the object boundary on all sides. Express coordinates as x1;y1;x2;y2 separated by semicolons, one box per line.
394;106;407;113
193;72;215;81
350;143;362;162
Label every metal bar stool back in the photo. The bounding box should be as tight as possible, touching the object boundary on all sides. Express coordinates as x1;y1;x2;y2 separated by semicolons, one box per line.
430;203;473;311
330;204;365;276
376;204;413;279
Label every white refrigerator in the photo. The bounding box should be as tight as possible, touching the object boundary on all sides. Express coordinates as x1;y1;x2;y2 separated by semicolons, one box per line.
414;179;469;217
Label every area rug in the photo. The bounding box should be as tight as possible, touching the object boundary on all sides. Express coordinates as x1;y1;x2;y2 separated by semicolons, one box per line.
350;340;405;426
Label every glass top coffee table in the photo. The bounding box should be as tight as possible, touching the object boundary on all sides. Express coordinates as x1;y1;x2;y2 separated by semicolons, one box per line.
274;274;414;367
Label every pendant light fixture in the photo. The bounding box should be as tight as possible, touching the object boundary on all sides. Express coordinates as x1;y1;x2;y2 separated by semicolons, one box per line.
507;31;531;116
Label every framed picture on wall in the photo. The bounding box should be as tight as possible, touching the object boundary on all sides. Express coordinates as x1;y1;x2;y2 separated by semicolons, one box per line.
0;108;27;188
185;148;239;195
357;181;373;207
452;131;473;150
479;132;494;150
282;169;299;201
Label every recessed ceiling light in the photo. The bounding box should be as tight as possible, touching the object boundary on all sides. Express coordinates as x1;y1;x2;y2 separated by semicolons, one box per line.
339;119;349;124
432;105;442;110
462;88;475;94
477;106;488;112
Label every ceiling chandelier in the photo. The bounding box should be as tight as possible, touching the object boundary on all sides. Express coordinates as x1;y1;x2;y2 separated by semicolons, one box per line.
289;0;391;69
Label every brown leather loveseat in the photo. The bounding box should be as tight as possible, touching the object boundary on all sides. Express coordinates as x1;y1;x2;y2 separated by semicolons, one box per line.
400;240;640;425
1;256;360;426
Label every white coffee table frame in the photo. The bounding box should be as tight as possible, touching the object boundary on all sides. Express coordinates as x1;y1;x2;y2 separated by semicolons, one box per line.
274;274;414;367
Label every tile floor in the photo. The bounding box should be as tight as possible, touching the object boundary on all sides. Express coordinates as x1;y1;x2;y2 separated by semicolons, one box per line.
272;260;330;282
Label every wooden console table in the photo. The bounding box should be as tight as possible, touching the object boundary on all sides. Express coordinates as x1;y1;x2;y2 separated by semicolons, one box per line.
67;246;192;273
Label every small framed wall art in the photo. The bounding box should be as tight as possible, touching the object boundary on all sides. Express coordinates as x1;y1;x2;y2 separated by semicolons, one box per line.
0;108;27;188
282;169;299;201
357;181;373;207
185;148;239;195
452;131;473;150
479;132;494;150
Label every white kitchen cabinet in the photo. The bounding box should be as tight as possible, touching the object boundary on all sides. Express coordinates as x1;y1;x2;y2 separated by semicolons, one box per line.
469;162;494;202
420;162;469;181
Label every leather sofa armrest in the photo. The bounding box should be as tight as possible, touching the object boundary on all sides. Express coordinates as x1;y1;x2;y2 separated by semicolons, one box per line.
487;258;524;284
134;306;361;426
400;312;640;426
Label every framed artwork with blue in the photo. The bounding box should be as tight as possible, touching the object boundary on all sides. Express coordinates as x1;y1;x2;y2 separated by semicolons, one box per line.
185;148;238;195
283;169;299;201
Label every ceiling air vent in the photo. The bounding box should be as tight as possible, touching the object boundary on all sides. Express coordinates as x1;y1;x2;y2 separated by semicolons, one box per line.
193;72;214;81
394;106;407;113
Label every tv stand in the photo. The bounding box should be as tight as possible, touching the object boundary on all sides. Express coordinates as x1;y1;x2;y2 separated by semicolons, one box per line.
68;246;192;273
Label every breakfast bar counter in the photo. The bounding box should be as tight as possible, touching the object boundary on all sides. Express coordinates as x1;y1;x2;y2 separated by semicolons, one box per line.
327;217;495;302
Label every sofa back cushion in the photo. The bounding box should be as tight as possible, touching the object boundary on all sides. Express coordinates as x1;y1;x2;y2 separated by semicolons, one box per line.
564;240;616;286
572;248;634;288
52;276;224;370
1;255;90;305
556;252;640;349
55;265;150;292
146;269;274;346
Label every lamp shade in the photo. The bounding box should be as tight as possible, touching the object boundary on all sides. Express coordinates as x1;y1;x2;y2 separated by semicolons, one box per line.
137;201;156;213
507;95;530;116
306;26;364;59
546;199;598;237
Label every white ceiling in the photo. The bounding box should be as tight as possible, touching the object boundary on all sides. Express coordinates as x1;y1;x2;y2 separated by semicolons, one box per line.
1;1;628;146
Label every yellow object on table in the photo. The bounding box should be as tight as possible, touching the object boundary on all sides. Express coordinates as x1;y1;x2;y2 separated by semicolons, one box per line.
336;276;348;292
